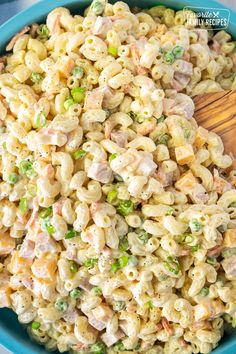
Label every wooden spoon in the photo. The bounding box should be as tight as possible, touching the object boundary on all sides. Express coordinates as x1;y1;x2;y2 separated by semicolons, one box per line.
193;90;236;157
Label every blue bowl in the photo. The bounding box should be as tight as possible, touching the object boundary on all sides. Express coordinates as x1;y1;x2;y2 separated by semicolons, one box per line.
0;0;236;353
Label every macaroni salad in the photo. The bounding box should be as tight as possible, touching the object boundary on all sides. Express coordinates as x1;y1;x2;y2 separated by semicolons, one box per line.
0;1;236;353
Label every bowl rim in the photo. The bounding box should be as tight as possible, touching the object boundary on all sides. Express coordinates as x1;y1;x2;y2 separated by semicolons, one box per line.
0;0;236;354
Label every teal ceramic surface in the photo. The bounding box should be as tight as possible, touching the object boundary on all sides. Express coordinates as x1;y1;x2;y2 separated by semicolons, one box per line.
0;0;236;353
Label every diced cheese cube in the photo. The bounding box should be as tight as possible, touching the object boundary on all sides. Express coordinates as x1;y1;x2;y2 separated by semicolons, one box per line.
175;144;195;165
194;302;213;321
223;229;236;248
194;126;208;148
7;251;32;274
175;170;198;194
56;55;75;78
92;304;113;322
0;232;15;256
31;257;57;280
0;285;12;308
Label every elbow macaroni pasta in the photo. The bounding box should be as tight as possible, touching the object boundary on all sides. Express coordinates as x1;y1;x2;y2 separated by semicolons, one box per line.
0;1;235;354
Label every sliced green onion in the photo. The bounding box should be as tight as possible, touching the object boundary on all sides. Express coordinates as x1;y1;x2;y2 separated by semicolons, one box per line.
113;301;126;312
70;288;82;299
42;219;55;235
163;51;175;64
207;257;217;266
158;134;170;145
108;47;118;57
55;299;68;312
72;66;84;79
36;112;46;129
184;129;191;140
69;260;78;273
31;321;40;330
27;183;37;197
84;258;98;268
118;255;129;268
109;153;117;162
113;340;125;352
65;228;78;239
166;208;174;216
119;236;130;252
184;234;194;244
19;159;36;178
157;115;165;123
146;300;153;309
111;261;120;273
191;244;199;252
199;287;209;297
172;45;184;58
19;198;28;213
117;200;134;216
92;287;102;296
64;97;74;111
189;219;202;232
39;207;52;219
0;127;6;133
90;342;106;354
138;231;150;245
37;24;50;39
71;87;86;103
107;190;118;204
8;173;20;185
136;115;145;124
90;1;105;15
73;149;86;160
31;72;43;83
229;202;236;208
164;256;180;275
2;142;7;150
114;174;123;182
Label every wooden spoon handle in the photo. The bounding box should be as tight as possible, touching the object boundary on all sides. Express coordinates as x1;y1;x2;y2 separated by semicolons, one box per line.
193;90;236;157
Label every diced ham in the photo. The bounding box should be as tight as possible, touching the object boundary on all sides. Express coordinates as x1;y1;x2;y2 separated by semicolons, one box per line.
174;60;193;76
88;314;106;331
161;317;173;336
51;14;61;35
19;239;35;260
101;330;124;347
84;89;104;111
26;198;39;229
110;130;128;148
213;169;232;194
63;306;78;323
43;164;55;180
22;278;34;291
212;40;221;55
92;304;113;323
172;73;190;92
87;162;113;183
207;245;223;257
156;168;174;187
189;183;209;204
92;17;112;36
222;255;236;278
79;278;93;292
104;121;113;139
35;233;60;254
136;155;157;176
6;26;30;51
